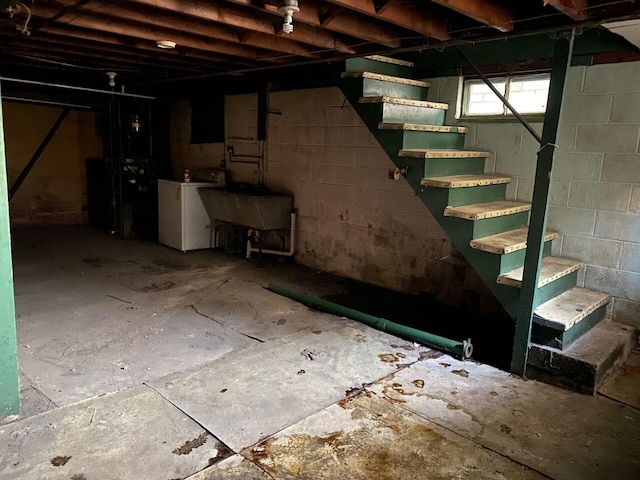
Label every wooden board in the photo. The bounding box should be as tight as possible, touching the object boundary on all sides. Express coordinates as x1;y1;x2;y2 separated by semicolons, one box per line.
444;200;531;220
400;148;490;158
421;174;510;188
364;54;413;67
497;256;583;288
359;96;448;109
470;228;558;254
378;122;468;133
535;287;611;330
341;71;431;87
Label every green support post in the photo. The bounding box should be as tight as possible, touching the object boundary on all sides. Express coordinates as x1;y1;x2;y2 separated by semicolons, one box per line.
0;84;20;418
511;30;575;376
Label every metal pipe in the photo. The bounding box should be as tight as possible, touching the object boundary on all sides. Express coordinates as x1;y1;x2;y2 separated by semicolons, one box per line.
0;76;155;99
268;282;473;359
452;46;543;145
2;96;92;110
9;107;70;200
247;213;296;258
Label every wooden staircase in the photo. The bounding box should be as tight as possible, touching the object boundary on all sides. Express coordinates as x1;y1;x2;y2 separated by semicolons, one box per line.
338;55;637;394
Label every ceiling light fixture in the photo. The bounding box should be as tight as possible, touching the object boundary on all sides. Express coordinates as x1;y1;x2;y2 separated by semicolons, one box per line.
277;0;299;34
156;40;176;49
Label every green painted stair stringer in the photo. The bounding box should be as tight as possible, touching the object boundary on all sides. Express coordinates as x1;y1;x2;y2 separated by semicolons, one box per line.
338;62;566;321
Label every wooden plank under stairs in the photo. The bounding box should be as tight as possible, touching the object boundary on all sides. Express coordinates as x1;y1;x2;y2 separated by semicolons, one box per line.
421;174;510;188
364;54;413;67
400;149;489;158
444;200;531;220
497;256;582;288
470;228;559;254
341;71;431;88
359;96;448;110
379;123;468;133
531;288;611;351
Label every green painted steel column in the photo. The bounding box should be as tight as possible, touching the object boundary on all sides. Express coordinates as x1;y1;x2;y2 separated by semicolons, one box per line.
511;30;575;376
0;84;20;418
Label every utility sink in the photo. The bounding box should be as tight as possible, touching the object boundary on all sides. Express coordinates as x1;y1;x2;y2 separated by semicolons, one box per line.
198;187;293;231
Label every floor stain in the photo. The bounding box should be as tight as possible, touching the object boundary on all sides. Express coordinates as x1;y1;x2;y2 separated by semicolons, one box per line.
81;257;105;267
135;281;176;293
70;475;86;480
391;343;415;351
378;353;399;363
411;379;425;389
50;455;71;466
277;318;287;325
172;432;208;455
452;369;469;378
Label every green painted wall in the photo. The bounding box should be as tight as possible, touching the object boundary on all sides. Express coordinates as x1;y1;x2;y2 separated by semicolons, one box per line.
0;86;20;418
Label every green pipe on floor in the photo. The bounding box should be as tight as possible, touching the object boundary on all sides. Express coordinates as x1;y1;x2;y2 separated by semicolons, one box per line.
268;283;473;359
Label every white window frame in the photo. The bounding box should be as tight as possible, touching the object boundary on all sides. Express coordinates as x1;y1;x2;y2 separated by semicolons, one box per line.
459;72;551;119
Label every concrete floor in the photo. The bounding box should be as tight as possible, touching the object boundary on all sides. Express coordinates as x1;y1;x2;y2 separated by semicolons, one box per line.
1;225;639;480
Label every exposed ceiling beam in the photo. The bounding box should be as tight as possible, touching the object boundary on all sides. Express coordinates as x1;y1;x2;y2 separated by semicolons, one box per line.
51;0;320;58
42;25;264;68
326;0;451;40
30;3;284;62
432;0;514;32
543;0;588;21
129;0;354;53
226;0;402;47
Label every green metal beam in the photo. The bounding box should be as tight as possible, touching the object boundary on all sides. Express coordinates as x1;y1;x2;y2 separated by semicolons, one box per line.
511;30;575;377
0;83;20;418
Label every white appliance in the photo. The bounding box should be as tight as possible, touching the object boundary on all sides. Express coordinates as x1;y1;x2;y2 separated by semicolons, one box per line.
157;179;224;252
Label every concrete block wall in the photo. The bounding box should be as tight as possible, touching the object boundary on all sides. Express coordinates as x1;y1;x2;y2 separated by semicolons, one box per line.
3;102;103;225
427;61;640;328
260;87;501;313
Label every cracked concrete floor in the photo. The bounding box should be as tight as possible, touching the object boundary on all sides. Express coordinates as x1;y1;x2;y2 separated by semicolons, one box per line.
1;225;639;480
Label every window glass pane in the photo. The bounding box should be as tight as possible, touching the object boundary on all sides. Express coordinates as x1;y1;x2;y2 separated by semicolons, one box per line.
461;73;550;117
508;74;550;113
464;79;506;115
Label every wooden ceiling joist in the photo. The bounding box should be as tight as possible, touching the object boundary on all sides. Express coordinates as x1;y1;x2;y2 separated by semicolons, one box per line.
543;0;589;21
30;4;280;62
50;0;320;58
227;0;401;48
432;0;514;32
327;0;451;40
43;25;257;67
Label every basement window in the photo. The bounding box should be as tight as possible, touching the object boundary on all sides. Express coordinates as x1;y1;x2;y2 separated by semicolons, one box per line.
460;73;550;119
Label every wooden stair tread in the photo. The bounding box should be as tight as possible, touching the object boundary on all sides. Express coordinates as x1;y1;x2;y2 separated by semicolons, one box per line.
421;174;510;188
444;200;531;220
534;288;610;331
364;55;413;67
359;96;448;110
399;149;490;158
470;228;559;254
497;256;583;288
378;122;468;133
341;71;430;88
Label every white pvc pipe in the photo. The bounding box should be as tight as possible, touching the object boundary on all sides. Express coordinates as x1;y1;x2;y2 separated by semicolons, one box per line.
246;212;296;259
